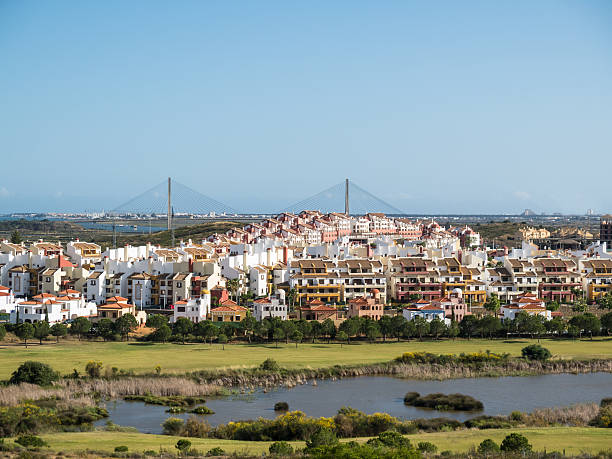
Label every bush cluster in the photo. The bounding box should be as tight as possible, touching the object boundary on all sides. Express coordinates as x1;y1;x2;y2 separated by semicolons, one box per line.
9;361;59;386
404;392;484;411
0;402;108;437
395;351;509;365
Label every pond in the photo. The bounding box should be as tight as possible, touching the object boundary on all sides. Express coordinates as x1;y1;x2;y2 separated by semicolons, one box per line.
96;372;612;434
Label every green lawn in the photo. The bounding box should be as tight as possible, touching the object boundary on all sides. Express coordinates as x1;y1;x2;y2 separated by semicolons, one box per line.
26;428;612;455
1;337;611;379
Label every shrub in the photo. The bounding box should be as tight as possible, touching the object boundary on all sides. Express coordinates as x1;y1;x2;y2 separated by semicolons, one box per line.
407;393;483;411
85;361;103;378
274;402;289;411
369;430;411;448
521;344;552;361
601;398;612;408
206;447;225;456
417;441;438;453
15;435;48;448
175;439;191;453
260;358;281;371
412;417;462;432
306;427;339;449
510;411;525;422
269;441;294;455
190;406;214;415
478;439;500;454
9;361;59;386
463;415;514;429
114;445;128;452
403;392;420;404
162;417;184;436
590;405;612;428
183;416;211;437
500;433;532;453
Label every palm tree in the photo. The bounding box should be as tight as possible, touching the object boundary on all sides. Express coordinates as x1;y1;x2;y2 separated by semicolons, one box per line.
227;279;239;303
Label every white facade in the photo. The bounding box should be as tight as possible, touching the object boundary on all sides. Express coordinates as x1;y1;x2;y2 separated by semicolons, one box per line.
171;295;211;323
252;293;287;321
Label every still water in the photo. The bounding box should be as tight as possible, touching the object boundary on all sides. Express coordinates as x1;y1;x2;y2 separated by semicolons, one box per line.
96;373;612;434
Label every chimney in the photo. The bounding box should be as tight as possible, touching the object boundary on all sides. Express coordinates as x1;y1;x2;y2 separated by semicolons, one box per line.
147;256;153;274
146;242;152;256
283;246;288;265
124;244;129;261
266;248;271;266
104;256;109;271
243;249;248;272
28;250;32;268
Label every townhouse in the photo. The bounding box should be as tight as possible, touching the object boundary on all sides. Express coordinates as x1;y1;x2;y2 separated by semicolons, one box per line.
581;259;612;302
388;257;442;302
533;258;580;303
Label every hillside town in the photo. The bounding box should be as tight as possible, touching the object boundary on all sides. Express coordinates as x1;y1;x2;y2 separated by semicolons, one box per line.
1;210;610;328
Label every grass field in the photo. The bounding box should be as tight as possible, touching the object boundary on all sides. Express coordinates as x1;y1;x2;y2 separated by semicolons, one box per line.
24;428;612;455
1;337;612;379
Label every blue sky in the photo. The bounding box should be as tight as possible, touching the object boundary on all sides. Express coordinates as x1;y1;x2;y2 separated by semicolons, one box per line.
1;0;611;214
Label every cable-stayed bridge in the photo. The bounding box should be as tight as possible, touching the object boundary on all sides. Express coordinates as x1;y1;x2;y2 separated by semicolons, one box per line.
281;180;405;215
112;179;238;216
110;178;405;220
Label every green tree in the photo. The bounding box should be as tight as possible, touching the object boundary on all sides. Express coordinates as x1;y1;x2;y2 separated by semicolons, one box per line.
572;297;588;313
217;333;228;350
365;320;380;343
429;317;446;339
272;327;284;348
50;323;67;343
292;329;303;348
459;315;478;339
9;361;58;385
70;317;91;340
173;317;194;344
152;324;172;342
15;322;34;347
545;316;566;336
597;292;612;310
226;279;239;303
281;320;296;344
336;330;348;347
321;318;336;343
601;311;612;335
95;318;116;341
500;433;532;453
390;315;407;341
0;323;6;342
447;320;460;340
483;293;501;317
286;288;298;309
412;316;429;340
33;321;50;344
338;317;360;343
378;315;393;341
146;314;167;330
546;300;560;312
479;315;502;339
241;314;257;343
10;230;22;244
114;313;138;341
569;313;601;339
310;320;323;343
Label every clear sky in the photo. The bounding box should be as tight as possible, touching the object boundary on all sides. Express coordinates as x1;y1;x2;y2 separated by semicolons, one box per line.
1;0;611;214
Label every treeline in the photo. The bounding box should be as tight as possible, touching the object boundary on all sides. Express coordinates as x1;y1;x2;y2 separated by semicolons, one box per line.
4;309;611;347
